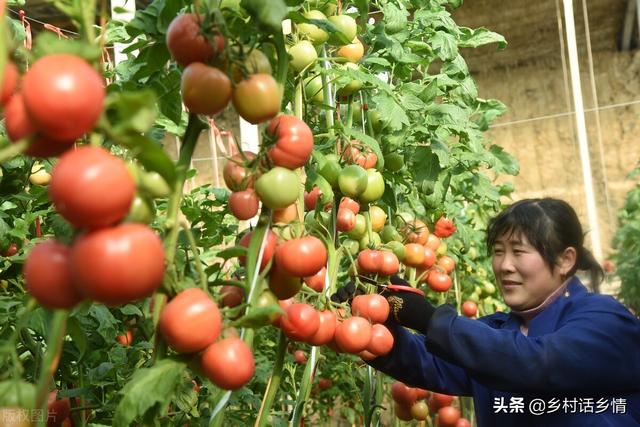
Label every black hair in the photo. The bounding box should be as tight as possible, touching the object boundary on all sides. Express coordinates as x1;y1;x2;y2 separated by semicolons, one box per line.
486;198;603;291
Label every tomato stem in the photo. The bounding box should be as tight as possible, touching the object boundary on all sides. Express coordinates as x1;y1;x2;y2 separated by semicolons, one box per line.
290;346;318;426
273;31;289;88
180;219;208;290
319;46;335;134
0;139;28;163
254;330;287;427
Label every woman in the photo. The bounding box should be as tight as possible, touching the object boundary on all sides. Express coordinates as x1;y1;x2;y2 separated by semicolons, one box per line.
367;198;640;426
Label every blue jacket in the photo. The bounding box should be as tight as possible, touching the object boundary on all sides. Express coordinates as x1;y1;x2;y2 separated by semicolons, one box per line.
368;277;640;426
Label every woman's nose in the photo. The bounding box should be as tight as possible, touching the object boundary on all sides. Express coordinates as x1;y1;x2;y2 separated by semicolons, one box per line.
496;254;516;273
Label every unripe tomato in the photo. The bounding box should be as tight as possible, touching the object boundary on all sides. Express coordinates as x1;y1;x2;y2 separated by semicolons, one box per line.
347;214;367;239
181;63;231;115
116;330;134;346
29;163;52;186
359;169;385;204
1;61;19;105
275;236;327;277
232;74;281;124
385;240;405;261
229;189;259;220
352;294;389;323
254;167;299;209
166;14;223;66
426;233;442;251
334;316;371;353
223;151;256;191
269;263;303;300
403;243;426;267
267;115;314;169
411;401;429;421
24;240;83;309
201;337;255;390
319;155;342;187
304;74;324;103
427;270;452;292
327;15;357;45
297;10;329;45
438;255;456;274
303;266;326;292
22;54;105;141
160;288;222;353
280;303;320;341
288;40;318;73
273;203;298;224
391;381;417;407
335;62;362;96
369;206;387;232
437;406;461;427
384;152;405;172
380;225;402;243
238;230;277;271
367;323;393;356
337;38;365;63
307;309;337;346
338;164;368;198
230;48;273;81
70;223;164;305
50;146;135;229
461;300;477;317
403;219;429;245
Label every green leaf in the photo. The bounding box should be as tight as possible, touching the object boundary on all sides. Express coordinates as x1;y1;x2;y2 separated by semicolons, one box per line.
67;316;88;359
0;380;36;408
217;246;247;260
488;145;519;175
150;68;183;126
371;93;409;131
113;358;187;426
118;134;177;186
459;27;507;50
431;31;458;61
119;304;144;316
31;33;102;62
89;305;119;341
241;0;288;33
231;305;283;329
412;146;441;185
107;90;158;134
382;3;408;34
399;92;426;111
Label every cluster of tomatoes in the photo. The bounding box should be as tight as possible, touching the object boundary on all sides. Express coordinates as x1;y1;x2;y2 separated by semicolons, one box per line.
391;381;470;426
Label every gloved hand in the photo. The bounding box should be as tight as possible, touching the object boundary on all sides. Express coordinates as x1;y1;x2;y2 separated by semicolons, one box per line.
329;281;365;304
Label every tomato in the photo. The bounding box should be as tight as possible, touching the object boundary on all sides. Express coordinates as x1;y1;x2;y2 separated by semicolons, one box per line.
384;152;405;172
455;418;472;427
256;291;282;325
307;309;337;346
380;225;402;243
367;323;393;356
318;377;332;390
24;240;82;309
334;316;371;353
402;219;429;245
339;197;360;214
394;402;414;421
385;240;405;261
427;270;452;292
304;186;322;211
356;249;380;274
220;285;244;308
48;390;71;427
229;189;259;220
403;243;425;267
342;239;360;256
338;164;368;198
201;337;255;390
22;54;105;142
288;40;318;73
359;229;380;249
337;37;364;63
223;151;256;191
50;147;135;229
426;233;442;251
304;74;324;103
70;223;164;305
461;300;477;317
333;208;353;232
437;406;461;427
428;393;455;412
352;294;389;323
434;216;456;238
379;250;400;275
297;10;329;45
415;388;430;400
304;266;326;292
160;288;221;353
369;110;389;133
368;206;387;231
273;203;298;224
1;61;18;105
347;214;367;239
327;15;357;45
232;74;281;124
335;62;362;96
239;229;278;271
602;259;615;273
254;167;299;209
1;243;18;257
293;349;307;364
116;330;134;346
391;381;417;407
4;93;74;157
29;166;52;186
166;14;223;66
411;401;429;421
269;263;303;299
140;169;172;198
319;155;342;187
230;48;273;81
275;236;327;277
438;255;456;274
267;115;314;169
341;141;375;167
181;63;231;115
437;241;449;256
280;303;320;341
421;246;436;269
359;169;385;204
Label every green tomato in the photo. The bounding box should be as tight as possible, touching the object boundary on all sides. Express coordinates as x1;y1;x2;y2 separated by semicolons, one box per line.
368;110;389;133
328;14;357;45
319;155;342;188
288;40;318;73
343;238;360;256
338;164;367;198
347;213;366;239
255;167;299;209
436;242;448;256
359;232;381;250
380;225;402;243
304;74;324;103
483;281;497;295
385;240;405;261
297;10;329;45
336;62;362;96
384;152;404;172
140;171;171;199
351;102;363;124
358;169;385;204
126;195;155;224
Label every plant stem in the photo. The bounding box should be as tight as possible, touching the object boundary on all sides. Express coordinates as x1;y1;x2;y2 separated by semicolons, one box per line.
273;31;289;87
320;46;335;134
180;220;208;290
290;346;318;426
254;331;287;427
0;139;27;163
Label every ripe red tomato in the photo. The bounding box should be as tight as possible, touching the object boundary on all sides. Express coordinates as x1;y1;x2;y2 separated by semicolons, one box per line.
455;418;472;427
336;208;356;232
1;61;18;105
304;186;322;211
201;337;255;390
22;54;105;142
339;197;360;214
116;330;134;346
334;316;372;353
410;401;429;421
306;309;336;346
70;223;164;305
24;240;83;309
428;393;455;412
461;300;477;317
48;390;71;427
434;216;456;238
293;349;307;364
437;255;456;273
166;14;223;66
232;74;281;124
223;151;256;191
280;303;320;341
437;406;461;427
415;388;430;400
357;249;380;274
275;236;327;277
229;189;259;220
366;323;393;356
402;219;429;245
268;263;303;300
391;381;418;407
378;250;400;275
318;378;332;390
421;246;436;269
220;285;244;308
50;146;135;229
160;288;222;353
303;266;326;292
351;294;389;324
238;230;278;271
427;270;452;292
1;243;18;257
394;402;414;421
426;233;442;251
267;115;313;169
181;63;231;115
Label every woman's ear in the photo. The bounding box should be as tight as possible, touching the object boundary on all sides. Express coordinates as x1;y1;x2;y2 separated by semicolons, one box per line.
557;246;577;276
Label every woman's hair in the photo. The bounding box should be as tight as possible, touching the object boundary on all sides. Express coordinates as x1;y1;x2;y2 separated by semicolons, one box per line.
486;198;604;291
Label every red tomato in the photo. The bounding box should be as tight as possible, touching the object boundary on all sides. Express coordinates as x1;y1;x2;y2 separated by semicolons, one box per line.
50;146;135;229
378;250;400;275
232;74;281;124
22;54;105;142
160;288;222;353
293;349;307;364
1;61;18;105
272;298;294;327
455;418;472;427
1;243;18;257
336;208;356;232
304;186;322;211
402;219;429;245
351;294;389;324
438;255;456;273
366;323;393;356
602;259;615;273
220;285;244;308
238;230;277;271
273;203;298;224
357;249;380;274
428;393;455;412
461;300;477;317
70;223;164;305
166;14;223;66
434;216;456;238
403;243;425;267
229;189;259;220
427;270;452;292
306;309;337;346
334;316;371;354
411;401;430;421
116;330;134;346
437;406;461;427
181;63;231;115
318;378;332;390
303;266;326;292
280;303;320;341
268;263;303;300
47;390;71;427
391;381;417;407
267;115;313;169
223;151;256;191
421;246;436;269
394;402;414;421
339;197;360;214
415;388;431;400
426;233;442;251
201;337;255;390
24;240;82;309
275;236;327;277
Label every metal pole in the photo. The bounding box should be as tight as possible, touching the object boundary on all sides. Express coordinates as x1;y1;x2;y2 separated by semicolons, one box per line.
109;0;136;64
562;0;603;261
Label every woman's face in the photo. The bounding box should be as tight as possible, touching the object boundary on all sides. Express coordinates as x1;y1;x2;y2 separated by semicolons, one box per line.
491;232;566;311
